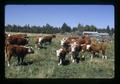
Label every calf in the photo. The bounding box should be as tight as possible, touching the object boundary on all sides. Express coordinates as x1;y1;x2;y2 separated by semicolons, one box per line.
56;47;67;65
5;44;34;66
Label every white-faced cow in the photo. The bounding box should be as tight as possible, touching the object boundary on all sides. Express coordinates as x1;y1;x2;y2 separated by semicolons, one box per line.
35;35;56;49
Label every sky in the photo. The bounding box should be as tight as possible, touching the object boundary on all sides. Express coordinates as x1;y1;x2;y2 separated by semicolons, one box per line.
5;5;114;29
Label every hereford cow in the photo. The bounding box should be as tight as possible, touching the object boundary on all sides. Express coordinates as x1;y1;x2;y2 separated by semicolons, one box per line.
34;35;42;48
6;35;29;45
69;41;81;63
89;41;107;60
61;35;91;50
60;35;92;62
5;44;34;66
56;47;67;65
35;35;56;48
7;34;28;38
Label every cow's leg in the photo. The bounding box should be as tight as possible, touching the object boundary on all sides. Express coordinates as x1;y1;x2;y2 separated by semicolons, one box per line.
76;52;80;63
7;56;11;67
102;50;107;59
71;54;75;63
58;57;62;66
62;56;65;64
21;56;25;65
35;44;37;48
7;56;12;67
104;55;107;59
90;52;93;60
7;53;12;67
17;56;21;65
102;55;107;59
102;55;104;59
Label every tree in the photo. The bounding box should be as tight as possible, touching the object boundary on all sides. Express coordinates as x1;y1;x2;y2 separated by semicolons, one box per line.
72;27;78;32
61;23;71;33
90;25;97;31
106;25;110;34
77;23;84;31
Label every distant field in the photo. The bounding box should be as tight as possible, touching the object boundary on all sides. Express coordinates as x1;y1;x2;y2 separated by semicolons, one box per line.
5;32;115;78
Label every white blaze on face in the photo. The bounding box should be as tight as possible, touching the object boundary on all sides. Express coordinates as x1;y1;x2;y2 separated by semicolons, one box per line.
61;37;67;46
71;42;77;52
61;40;64;46
56;48;63;57
38;37;43;43
86;44;91;50
8;34;11;37
28;48;31;52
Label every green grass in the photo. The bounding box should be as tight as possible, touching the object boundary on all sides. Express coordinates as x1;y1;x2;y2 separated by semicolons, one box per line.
5;33;114;78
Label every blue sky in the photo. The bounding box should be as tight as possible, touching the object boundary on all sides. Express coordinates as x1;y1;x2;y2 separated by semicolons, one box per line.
5;5;114;28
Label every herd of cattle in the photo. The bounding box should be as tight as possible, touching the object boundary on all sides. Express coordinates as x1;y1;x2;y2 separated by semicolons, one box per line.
5;33;109;66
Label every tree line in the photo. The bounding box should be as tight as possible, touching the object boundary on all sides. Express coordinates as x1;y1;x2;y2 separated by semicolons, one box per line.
5;23;114;36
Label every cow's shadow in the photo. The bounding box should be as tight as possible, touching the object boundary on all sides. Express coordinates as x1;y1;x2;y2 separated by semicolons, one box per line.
62;60;70;66
40;46;47;49
20;61;33;66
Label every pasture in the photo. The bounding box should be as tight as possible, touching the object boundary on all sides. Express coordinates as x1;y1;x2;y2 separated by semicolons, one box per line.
5;32;114;78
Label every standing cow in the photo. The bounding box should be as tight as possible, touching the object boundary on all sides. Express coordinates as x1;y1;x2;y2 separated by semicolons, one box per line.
5;44;34;66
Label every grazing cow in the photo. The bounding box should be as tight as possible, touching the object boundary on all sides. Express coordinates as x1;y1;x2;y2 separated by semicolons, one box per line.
35;35;56;48
51;34;56;38
6;35;29;45
60;35;92;62
88;41;107;60
56;47;67;65
5;44;34;66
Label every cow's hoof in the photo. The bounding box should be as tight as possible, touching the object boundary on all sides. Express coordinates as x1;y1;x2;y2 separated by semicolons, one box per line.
58;63;61;66
105;56;107;59
72;60;75;63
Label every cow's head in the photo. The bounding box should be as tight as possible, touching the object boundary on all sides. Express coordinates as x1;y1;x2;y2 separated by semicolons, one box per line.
27;47;34;54
23;46;34;53
56;48;63;57
52;35;56;38
60;37;67;46
38;37;43;43
69;42;79;53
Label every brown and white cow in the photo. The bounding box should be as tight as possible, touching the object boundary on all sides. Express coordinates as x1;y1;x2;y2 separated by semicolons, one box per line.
5;44;34;66
35;35;56;48
7;34;28;39
56;47;67;65
34;35;42;48
6;35;29;45
88;41;107;60
61;35;91;49
69;41;81;63
60;35;92;61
